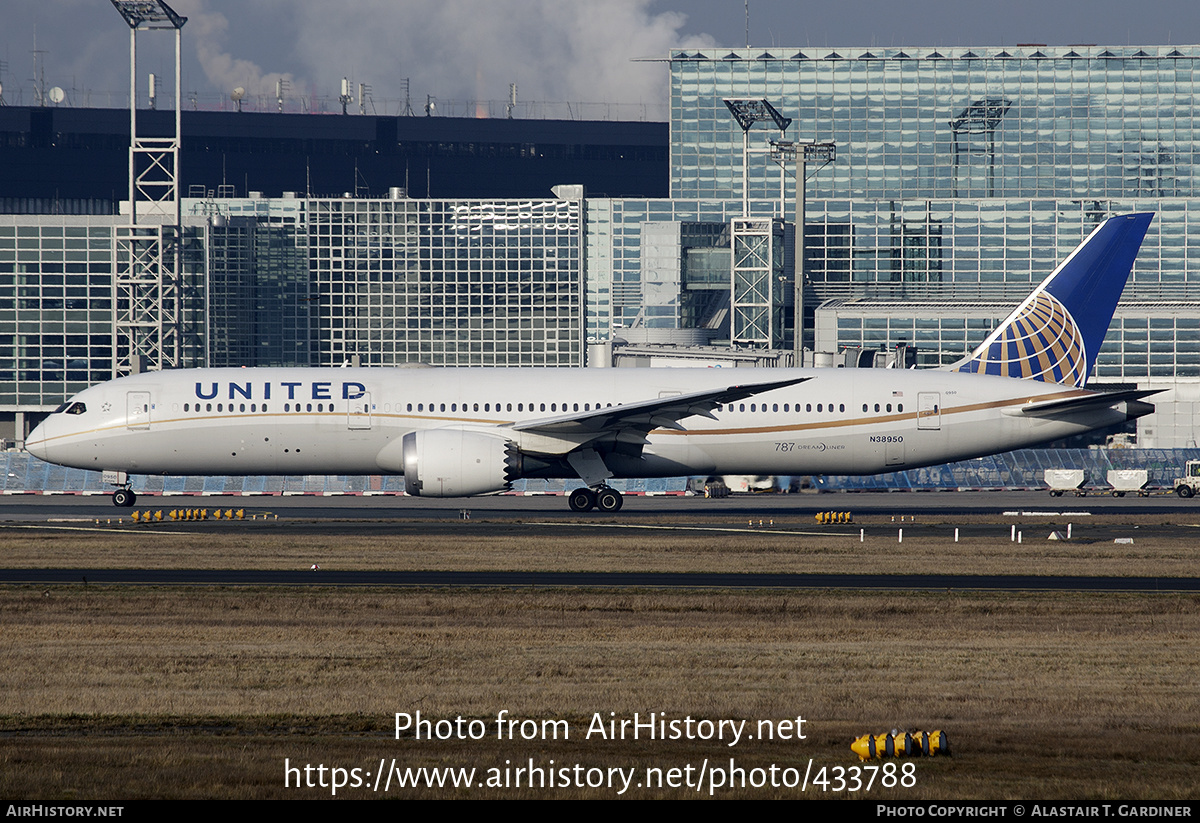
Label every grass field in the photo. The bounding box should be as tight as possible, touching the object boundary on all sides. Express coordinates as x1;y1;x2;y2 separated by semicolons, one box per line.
2;515;1199;799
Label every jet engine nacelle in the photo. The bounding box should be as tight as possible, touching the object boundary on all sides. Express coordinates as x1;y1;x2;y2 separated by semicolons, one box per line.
400;429;521;497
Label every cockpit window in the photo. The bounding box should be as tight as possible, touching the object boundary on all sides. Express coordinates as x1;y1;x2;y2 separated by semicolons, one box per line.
65;402;86;415
52;403;70;414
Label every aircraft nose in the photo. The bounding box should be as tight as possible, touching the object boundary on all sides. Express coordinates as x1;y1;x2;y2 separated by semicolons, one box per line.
25;421;50;461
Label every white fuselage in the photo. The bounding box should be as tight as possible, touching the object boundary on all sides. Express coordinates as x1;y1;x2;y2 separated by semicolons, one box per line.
26;366;1127;483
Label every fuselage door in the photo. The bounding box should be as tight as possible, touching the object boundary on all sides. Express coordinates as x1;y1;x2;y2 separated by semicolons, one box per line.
348;392;373;430
126;391;151;431
917;392;941;430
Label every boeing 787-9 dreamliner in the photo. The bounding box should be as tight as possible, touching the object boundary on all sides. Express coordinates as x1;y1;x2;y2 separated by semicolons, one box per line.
26;213;1157;512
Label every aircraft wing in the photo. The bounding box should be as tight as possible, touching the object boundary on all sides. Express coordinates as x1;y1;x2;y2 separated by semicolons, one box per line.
509;376;811;439
1011;388;1161;418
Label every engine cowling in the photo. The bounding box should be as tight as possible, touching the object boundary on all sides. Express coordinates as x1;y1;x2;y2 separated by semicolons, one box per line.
399;429;522;497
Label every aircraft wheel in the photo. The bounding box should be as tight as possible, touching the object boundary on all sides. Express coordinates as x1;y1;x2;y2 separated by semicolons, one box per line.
1050;491;1063;497
1177;485;1194;499
568;488;596;512
113;488;136;508
596;487;623;513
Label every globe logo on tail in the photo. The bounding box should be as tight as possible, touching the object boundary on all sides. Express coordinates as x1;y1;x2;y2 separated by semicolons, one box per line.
957;291;1087;387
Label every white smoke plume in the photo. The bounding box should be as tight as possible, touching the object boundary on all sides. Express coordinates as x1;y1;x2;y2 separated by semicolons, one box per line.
170;0;299;110
174;0;714;116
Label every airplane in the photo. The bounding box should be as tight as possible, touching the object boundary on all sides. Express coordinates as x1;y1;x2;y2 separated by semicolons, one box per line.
25;212;1157;513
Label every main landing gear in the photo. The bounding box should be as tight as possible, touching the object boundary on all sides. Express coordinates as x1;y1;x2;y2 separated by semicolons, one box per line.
568;485;624;513
112;487;137;508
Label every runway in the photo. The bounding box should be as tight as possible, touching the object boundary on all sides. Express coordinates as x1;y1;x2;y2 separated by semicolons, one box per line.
4;491;1199;591
3;488;1198;522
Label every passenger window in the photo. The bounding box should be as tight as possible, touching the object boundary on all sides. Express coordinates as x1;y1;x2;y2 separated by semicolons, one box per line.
217;403;223;412
897;404;903;412
839;404;845;412
206;403;212;412
817;404;823;412
806;404;812;412
772;403;778;412
184;403;189;412
240;403;246;412
886;404;892;412
875;404;880;412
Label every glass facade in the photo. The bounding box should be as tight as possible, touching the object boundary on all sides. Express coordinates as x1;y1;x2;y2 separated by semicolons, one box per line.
194;197;312;368
0;219;116;407
307;197;583;367
658;46;1200;377
188;195;585;369
671;45;1200;202
0;216;205;409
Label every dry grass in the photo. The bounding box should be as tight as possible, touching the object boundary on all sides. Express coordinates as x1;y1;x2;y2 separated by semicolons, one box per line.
2;587;1199;798
3;509;1198;798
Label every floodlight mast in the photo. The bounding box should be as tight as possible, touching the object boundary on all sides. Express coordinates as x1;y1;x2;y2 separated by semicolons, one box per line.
110;0;187;224
770;139;836;362
723;99;791;217
109;0;187;377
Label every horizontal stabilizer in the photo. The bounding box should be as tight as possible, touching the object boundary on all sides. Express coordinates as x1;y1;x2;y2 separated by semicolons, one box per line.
1009;388;1161;418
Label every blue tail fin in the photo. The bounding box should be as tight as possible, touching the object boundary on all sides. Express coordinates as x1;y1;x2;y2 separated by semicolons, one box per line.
953;213;1154;387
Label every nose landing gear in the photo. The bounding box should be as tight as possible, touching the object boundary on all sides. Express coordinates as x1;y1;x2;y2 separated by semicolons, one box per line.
567;485;624;513
112;487;137;508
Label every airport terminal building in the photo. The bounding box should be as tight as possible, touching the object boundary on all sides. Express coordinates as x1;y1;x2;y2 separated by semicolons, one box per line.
659;44;1200;377
4;43;1200;453
598;44;1200;446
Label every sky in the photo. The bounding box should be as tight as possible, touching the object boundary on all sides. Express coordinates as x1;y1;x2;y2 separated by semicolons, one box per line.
0;0;1196;120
